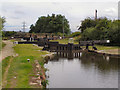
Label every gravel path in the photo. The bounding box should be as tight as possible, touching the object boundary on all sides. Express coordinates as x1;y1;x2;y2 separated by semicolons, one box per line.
0;40;15;62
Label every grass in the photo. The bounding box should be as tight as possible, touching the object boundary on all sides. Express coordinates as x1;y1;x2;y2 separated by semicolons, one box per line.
2;56;11;76
95;45;120;50
10;39;16;42
85;45;120;51
14;44;47;57
5;56;34;88
2;42;6;48
2;44;49;88
0;42;6;51
11;39;21;42
50;38;78;44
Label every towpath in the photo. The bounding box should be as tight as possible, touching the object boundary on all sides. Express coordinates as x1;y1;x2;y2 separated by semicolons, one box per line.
0;40;15;62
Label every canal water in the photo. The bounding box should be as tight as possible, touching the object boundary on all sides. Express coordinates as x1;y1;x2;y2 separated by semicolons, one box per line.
45;52;118;88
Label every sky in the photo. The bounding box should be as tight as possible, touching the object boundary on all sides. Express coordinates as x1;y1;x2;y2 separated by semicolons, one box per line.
0;0;119;32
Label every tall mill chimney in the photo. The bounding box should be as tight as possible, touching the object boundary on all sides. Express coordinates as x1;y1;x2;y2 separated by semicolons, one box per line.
95;9;97;20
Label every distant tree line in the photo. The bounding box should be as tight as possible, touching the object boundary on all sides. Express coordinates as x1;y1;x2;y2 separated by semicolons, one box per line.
78;17;120;45
2;31;17;37
29;14;71;34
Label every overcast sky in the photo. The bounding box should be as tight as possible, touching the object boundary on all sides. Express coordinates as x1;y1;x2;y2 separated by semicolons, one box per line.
0;0;119;32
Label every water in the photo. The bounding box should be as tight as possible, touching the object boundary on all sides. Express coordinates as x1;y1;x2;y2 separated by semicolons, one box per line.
45;52;118;88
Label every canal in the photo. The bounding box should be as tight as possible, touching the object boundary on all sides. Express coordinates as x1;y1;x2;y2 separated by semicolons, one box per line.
45;52;118;88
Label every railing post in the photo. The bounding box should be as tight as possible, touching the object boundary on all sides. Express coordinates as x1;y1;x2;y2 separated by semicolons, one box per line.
86;44;89;50
68;43;74;59
68;43;73;52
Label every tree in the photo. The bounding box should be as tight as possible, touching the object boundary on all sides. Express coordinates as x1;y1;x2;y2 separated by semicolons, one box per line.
29;14;71;34
95;17;112;30
0;16;6;38
79;17;120;45
2;31;17;37
78;17;97;33
29;24;35;33
0;16;6;31
107;20;120;44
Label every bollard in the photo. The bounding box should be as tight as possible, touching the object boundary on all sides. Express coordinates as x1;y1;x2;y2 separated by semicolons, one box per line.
27;59;30;62
107;40;110;43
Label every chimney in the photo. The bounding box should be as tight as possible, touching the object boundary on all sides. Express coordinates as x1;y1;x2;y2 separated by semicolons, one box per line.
95;9;97;20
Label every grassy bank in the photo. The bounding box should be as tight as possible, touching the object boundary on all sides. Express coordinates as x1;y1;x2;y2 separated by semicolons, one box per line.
2;44;49;88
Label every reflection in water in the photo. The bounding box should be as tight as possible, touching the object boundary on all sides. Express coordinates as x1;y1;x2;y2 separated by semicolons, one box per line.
80;52;118;73
56;52;82;60
45;52;118;88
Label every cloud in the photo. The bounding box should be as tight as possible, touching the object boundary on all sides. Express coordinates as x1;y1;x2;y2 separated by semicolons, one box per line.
105;8;117;12
119;1;120;19
9;16;20;19
105;7;117;16
104;7;118;19
14;10;25;14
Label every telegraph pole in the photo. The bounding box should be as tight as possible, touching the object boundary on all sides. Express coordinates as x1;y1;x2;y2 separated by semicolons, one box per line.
22;21;26;32
63;17;64;39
